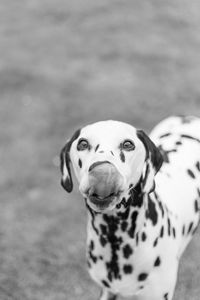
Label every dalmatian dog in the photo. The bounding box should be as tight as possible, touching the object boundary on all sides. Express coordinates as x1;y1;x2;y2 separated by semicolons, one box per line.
60;116;200;300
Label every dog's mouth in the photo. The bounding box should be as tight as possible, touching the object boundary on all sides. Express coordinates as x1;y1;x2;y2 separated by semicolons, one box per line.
86;190;122;211
81;160;124;212
89;192;116;204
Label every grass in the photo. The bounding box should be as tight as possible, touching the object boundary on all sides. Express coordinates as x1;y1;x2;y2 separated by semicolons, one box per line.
0;0;200;299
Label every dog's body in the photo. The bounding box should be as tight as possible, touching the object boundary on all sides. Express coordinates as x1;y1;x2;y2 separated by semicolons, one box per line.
60;116;200;300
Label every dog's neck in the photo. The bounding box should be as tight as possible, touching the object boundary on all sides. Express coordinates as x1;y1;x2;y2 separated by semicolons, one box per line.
86;184;154;242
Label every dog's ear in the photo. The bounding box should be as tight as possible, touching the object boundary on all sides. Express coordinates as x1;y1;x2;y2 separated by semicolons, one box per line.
60;129;81;193
137;130;163;194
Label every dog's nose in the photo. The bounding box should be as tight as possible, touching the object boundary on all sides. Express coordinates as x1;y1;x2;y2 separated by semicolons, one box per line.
87;161;122;200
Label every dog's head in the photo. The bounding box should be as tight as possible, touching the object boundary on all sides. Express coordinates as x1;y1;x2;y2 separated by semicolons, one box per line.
60;121;163;212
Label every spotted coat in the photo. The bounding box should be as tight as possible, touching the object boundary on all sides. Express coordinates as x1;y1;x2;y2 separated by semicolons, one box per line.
60;116;200;300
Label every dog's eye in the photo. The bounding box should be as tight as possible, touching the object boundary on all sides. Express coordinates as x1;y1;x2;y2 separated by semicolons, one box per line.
77;139;89;151
122;140;135;151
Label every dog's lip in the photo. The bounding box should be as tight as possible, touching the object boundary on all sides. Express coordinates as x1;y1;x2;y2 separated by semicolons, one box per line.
86;190;123;210
88;160;112;172
86;197;115;212
89;193;116;206
88;188;122;200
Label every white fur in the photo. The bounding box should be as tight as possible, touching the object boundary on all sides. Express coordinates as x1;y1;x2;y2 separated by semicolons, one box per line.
61;116;200;300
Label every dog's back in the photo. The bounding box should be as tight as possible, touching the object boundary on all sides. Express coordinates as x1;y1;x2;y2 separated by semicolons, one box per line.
150;115;200;256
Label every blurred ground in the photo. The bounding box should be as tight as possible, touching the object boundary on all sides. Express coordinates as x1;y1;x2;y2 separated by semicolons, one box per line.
0;0;200;299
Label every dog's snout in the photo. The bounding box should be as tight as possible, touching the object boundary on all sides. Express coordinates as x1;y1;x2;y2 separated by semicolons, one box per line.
88;161;111;172
85;160;124;202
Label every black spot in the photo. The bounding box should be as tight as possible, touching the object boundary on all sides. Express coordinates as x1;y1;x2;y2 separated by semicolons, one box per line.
150;181;156;193
111;151;114;156
138;273;148;281
100;224;107;235
128;211;138;238
116;203;121;209
86;204;99;235
123;264;133;274
88;240;97;263
180;134;200;144
106;259;121;282
90;240;94;250
176;140;182;146
100;235;107;247
120;197;129;208
154;191;159;199
95;144;100;152
157;199;165;217
117;206;130;220
141;232;147;242
182;225;185;235
154;256;161;267
167;218;171;236
159;133;172;139
160;226;164;238
103;214;122;281
78;158;82;168
164;292;169;300
172;227;176;238
142;163;150;189
120;150;125;163
145;196;158;226
121;221;128;231
188;222;193;234
194;200;199;213
123;244;133;259
153;237;158;247
131;190;143;208
102;280;110;288
187;169;195;179
196;161;200;172
99;256;103;260
139;286;144;289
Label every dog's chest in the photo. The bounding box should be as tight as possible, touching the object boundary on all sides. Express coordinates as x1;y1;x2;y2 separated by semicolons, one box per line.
86;202;175;296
